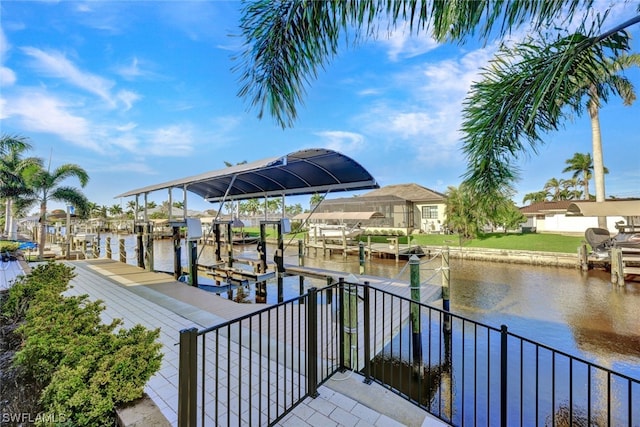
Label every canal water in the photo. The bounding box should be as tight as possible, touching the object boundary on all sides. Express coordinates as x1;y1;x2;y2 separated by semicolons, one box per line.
102;234;640;423
103;234;640;377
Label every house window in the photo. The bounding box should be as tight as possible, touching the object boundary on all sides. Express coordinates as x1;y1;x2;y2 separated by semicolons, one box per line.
422;205;438;219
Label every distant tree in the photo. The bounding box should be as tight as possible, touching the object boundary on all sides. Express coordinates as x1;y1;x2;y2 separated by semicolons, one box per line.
23;163;89;258
0;135;42;239
562;152;609;200
522;191;549;205
285;203;303;217
108;204;123;217
444;184;484;240
543;178;564;201
266;198;282;214
494;201;527;233
241;198;261;216
172;201;185;209
310;193;325;209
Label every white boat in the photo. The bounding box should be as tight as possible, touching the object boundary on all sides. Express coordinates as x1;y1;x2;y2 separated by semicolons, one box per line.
309;224;363;240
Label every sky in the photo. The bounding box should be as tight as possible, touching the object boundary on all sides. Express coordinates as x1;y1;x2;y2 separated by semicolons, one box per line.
1;1;639;215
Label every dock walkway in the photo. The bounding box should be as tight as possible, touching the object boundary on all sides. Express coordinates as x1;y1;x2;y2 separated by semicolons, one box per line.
61;259;447;427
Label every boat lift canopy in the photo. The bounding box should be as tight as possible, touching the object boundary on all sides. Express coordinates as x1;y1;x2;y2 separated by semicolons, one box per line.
566;201;640;217
115;148;379;203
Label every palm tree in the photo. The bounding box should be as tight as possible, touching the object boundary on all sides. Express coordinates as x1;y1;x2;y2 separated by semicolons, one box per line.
573;53;640;226
108;204;124;217
235;2;640;205
24;163;89;258
543;178;564;201
236;2;637;127
562;153;609;200
0;135;43;239
522;191;549;205
462;33;639;210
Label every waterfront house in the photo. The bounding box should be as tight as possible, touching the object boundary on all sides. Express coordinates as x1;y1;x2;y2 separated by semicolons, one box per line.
311;183;447;234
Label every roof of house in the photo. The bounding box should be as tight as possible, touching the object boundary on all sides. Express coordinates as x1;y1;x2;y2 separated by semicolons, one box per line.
360;183;446;202
519;200;576;215
520;199;640;216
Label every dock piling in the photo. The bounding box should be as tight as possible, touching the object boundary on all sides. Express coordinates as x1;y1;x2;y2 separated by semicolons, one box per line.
409;255;422;373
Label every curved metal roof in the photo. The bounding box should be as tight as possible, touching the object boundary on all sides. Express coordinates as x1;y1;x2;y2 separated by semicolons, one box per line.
115;148;379;202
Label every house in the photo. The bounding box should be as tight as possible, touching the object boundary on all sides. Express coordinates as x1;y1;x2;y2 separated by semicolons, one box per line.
519;200;639;234
312;183;447;234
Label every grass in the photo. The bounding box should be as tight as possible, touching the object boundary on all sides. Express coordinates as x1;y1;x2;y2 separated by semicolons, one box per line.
243;227;585;254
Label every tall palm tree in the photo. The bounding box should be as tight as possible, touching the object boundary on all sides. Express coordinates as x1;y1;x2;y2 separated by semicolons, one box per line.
462;33;639;210
562;153;609;200
0;135;43;239
574;53;640;226
24;163;89;258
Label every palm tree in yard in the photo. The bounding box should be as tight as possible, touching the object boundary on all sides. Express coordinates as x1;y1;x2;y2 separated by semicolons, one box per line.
522;191;549;205
563;153;609;200
572;53;640;225
0;135;43;239
24;163;89;258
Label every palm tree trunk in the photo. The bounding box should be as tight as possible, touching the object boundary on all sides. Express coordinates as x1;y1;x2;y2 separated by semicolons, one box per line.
589;89;606;228
38;202;47;258
4;199;11;236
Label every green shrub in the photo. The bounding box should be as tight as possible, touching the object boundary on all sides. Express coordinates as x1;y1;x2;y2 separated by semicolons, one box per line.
1;262;75;321
0;240;21;252
9;262;163;426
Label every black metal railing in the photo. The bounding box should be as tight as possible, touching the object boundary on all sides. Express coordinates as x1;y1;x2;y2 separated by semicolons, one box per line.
178;279;639;426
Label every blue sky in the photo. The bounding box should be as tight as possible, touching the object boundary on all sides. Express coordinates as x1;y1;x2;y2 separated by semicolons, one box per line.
1;1;639;214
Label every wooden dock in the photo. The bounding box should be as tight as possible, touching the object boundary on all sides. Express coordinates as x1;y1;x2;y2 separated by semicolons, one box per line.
304;237;424;261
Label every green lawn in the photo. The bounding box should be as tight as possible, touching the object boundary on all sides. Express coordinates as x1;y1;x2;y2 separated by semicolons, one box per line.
243;227;585;254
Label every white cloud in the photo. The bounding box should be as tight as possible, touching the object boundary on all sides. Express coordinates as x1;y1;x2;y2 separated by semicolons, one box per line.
117;89;141;111
315;131;365;154
22;47;115;105
0;27;16;87
0;67;16;87
3;90;103;152
146;125;194;156
380;22;440;61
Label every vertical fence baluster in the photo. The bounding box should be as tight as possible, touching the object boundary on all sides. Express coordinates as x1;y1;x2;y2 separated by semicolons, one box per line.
307;287;319;398
363;281;371;384
178;327;198;427
501;325;508;427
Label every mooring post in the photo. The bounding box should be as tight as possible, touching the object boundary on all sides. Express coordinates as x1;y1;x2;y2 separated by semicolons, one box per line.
298;239;304;266
145;222;154;272
410;255;423;373
442;246;451;332
578;241;589;272
611;247;624;286
343;275;359;369
135;224;144;268
173;226;182;280
119;238;126;264
106;236;112;259
359;242;365;274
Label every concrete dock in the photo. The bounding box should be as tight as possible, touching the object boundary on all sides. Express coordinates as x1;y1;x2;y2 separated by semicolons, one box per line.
59;259;448;427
